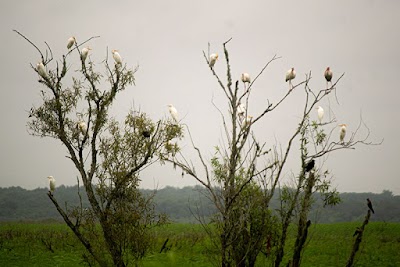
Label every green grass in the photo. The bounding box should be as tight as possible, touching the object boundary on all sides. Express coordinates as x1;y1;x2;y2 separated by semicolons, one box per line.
1;222;400;266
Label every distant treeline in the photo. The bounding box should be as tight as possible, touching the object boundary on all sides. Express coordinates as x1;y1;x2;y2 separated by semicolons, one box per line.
0;185;399;223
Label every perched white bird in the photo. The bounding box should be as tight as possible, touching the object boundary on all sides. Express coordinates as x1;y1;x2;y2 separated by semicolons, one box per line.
67;36;76;49
237;103;246;120
36;62;47;79
243;115;253;129
339;124;347;142
285;67;296;89
167;104;178;123
209;53;218;68
241;73;251;83
47;176;56;193
324;67;333;88
81;47;91;62
112;49;122;65
317;106;324;123
77;121;86;134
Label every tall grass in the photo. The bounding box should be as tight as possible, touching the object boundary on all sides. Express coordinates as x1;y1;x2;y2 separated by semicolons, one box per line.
1;222;399;266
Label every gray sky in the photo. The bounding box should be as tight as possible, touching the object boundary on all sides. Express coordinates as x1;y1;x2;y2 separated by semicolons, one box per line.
0;0;398;194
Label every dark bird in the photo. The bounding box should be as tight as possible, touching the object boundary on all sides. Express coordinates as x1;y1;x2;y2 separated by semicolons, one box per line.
324;67;333;82
353;227;361;237
305;159;315;172
142;130;151;138
367;198;375;214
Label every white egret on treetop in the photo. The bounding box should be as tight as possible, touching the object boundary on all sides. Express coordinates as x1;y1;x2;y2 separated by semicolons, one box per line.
47;176;56;193
77;121;86;134
285;67;296;89
339;124;347;142
81;47;91;62
36;62;47;79
112;50;122;65
167;104;178;123
317;106;324;123
209;53;218;68
241;73;251;84
67;36;76;49
324;67;333;88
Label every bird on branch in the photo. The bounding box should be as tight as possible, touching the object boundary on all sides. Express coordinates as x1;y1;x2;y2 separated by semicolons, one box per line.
36;62;47;79
367;198;375;214
237;103;246;121
285;67;296;89
67;36;76;49
167;104;179;123
317;106;324;124
47;176;56;194
81;47;91;62
112;49;122;65
241;72;251;83
209;53;218;69
142;130;151;138
324;67;333;88
339;124;347;143
305;159;315;173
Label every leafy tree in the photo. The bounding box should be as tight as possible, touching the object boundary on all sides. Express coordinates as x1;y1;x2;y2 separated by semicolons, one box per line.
16;30;182;267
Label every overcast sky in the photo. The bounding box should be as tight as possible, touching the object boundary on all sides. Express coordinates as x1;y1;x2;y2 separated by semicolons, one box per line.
0;0;398;194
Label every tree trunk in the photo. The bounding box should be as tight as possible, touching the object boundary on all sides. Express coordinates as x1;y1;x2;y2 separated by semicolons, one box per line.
291;172;316;267
346;210;371;267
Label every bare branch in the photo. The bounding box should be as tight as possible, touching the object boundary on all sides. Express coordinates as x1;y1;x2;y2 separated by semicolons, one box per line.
13;29;45;63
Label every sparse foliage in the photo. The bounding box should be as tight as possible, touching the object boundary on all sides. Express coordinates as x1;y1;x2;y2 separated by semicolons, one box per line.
167;39;380;267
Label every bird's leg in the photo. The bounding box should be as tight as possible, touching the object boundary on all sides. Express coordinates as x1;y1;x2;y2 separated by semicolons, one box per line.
334;87;340;105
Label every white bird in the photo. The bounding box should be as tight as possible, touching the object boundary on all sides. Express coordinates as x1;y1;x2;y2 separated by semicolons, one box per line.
241;73;251;83
36;62;47;79
167;104;178;123
339;124;347;142
112;49;122;65
285;67;296;89
209;53;218;68
67;36;76;49
243;115;253;129
324;67;333;88
237;103;246;120
81;47;91;62
317;106;324;123
47;176;56;193
77;121;86;134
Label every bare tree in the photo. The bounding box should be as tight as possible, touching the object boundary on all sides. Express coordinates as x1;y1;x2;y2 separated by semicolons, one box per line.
167;39;380;267
17;30;183;267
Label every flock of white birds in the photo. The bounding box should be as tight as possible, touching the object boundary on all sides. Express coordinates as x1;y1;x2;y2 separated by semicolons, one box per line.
42;38;347;193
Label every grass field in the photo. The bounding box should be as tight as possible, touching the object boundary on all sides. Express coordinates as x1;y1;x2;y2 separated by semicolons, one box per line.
1;221;399;266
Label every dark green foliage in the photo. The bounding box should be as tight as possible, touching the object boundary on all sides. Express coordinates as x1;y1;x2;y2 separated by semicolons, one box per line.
1;186;399;223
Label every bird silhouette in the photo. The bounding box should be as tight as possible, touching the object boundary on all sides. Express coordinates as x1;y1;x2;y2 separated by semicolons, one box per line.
142;130;151;138
367;198;375;214
305;160;315;172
